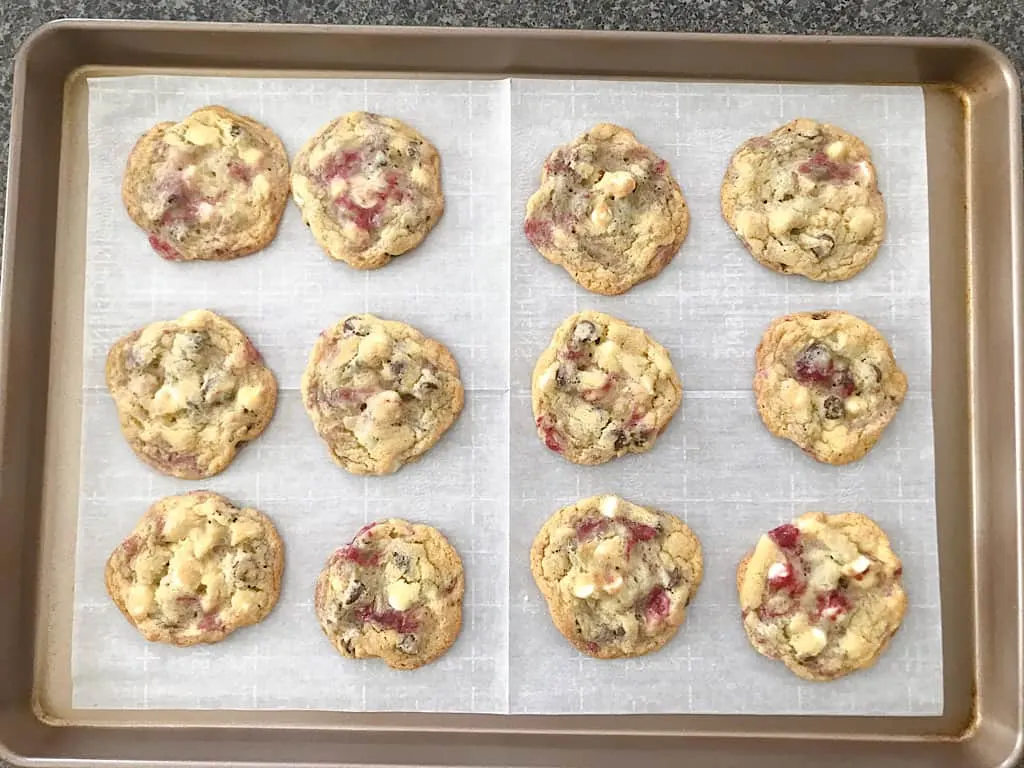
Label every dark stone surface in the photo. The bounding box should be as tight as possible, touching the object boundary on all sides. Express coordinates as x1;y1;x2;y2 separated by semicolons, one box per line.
0;2;1020;763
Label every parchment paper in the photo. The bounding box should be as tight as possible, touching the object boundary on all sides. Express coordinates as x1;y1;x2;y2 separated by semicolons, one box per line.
74;75;941;716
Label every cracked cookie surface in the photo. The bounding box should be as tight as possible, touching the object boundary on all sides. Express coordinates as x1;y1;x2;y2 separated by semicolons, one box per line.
122;105;289;262
532;311;682;465
531;494;703;659
721;118;885;281
106;310;277;479
737;511;906;681
301;314;464;475
524;123;688;295
105;491;284;646
291;111;444;269
314;519;464;670
753;310;907;465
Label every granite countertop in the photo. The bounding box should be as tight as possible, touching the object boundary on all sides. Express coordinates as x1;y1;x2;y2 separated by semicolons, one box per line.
0;2;1021;766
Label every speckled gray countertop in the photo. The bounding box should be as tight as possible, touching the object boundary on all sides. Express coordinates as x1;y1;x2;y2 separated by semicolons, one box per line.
0;2;1021;766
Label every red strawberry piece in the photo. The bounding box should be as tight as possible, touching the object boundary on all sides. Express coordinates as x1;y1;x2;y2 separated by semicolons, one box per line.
643;587;671;626
793;342;834;385
536;415;565;453
242;337;262;364
623;520;658;559
524;216;554;248
816;590;850;621
768;523;800;550
357;607;418;634
227;161;251;182
797;151;854;182
198;613;224;632
320;150;362;181
335;545;379;568
765;561;802;598
148;234;183;261
575;517;608;540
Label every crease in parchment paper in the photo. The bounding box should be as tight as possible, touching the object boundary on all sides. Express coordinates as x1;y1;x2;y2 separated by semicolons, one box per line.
74;75;940;716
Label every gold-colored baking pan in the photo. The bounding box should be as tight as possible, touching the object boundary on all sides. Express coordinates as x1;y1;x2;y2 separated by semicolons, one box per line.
1;20;1020;768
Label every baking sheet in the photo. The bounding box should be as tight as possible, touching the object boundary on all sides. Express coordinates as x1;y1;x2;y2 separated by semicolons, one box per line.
74;75;941;716
75;76;511;713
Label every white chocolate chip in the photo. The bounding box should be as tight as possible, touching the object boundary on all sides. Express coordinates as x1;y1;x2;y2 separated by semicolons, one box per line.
602;573;624;595
768;206;804;236
184;123;220;146
199;571;225;613
239;147;263;166
650;348;672;375
231;589;260;616
235;384;265;411
308;144;329;170
822;424;851;449
577;369;608;390
229;518;263;546
844;555;872;577
152;383;187;415
593;539;619;560
169;549;203;590
329;177;349;198
387;579;421;611
767;561;789;582
537;363;559;393
163;505;198;538
364;390;402;423
599;495;619;518
291;175;313;206
734;209;768;240
572;576;595;599
594;170;636;198
349;175;385;208
197;201;215;222
251;174;270;199
619;353;645;380
410;165;430;186
857;160;876;185
188;521;223;559
590;199;613;231
357;332;392;364
780;380;811;412
825;141;847;161
594;340;622;373
844;395;866;416
125;584;154;619
789;626;828;658
164;132;186;148
639;374;655;395
846;207;876;240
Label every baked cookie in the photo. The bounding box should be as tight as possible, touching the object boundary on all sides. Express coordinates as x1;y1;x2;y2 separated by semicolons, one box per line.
753;310;907;465
524;123;689;295
737;512;906;681
105;491;284;646
530;494;703;659
532;311;682;465
301;314;464;475
291;112;444;269
721;118;885;281
314;519;464;670
106;310;277;479
122;105;289;261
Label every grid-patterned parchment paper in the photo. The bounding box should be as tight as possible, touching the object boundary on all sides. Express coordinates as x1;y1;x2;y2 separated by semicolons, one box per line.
74;75;941;715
